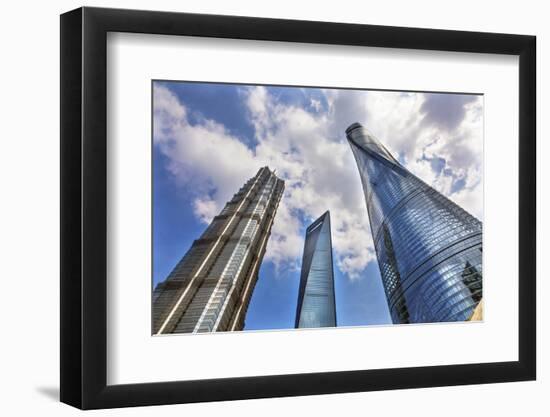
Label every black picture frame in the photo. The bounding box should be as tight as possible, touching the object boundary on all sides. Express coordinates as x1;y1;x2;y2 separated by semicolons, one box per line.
60;6;536;410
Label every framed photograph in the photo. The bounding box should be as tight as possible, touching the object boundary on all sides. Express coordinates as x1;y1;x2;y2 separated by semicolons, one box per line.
60;6;536;409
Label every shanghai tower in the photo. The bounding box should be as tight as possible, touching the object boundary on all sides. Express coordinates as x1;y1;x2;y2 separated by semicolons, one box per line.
295;211;337;328
346;122;482;324
153;167;285;334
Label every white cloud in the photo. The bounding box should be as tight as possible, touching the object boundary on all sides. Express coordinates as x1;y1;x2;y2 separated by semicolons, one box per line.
153;83;483;281
358;90;484;219
193;198;219;224
153;84;258;216
310;98;322;112
242;86;376;278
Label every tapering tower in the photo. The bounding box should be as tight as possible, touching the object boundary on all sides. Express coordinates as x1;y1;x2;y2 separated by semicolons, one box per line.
153;167;285;334
295;211;337;328
346;123;482;323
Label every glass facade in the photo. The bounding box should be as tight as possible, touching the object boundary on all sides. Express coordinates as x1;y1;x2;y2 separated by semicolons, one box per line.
295;211;337;328
346;123;482;324
153;167;285;334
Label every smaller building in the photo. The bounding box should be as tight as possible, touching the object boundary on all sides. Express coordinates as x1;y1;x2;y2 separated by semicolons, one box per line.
295;211;337;328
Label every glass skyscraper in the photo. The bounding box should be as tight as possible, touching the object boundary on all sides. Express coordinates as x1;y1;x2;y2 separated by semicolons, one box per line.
153;167;285;334
346;122;482;324
295;211;337;328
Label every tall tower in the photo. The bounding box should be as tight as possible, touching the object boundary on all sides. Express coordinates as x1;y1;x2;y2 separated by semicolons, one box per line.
295;211;337;328
153;167;285;334
346;122;482;324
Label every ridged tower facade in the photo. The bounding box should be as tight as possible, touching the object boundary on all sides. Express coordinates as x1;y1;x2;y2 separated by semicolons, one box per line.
153;167;285;334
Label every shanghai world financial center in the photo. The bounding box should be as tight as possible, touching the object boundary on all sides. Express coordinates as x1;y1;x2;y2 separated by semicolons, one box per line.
153;122;482;334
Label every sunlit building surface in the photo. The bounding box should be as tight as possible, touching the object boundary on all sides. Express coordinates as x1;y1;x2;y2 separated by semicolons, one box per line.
295;211;337;328
153;167;285;334
346;122;482;324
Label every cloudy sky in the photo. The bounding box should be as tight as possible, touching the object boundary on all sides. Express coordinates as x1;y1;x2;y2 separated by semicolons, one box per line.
153;81;483;329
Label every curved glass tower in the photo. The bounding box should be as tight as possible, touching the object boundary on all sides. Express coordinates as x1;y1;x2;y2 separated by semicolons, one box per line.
346;123;482;324
295;211;337;328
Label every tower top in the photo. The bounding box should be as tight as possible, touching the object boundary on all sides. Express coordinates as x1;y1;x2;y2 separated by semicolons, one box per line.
345;122;364;135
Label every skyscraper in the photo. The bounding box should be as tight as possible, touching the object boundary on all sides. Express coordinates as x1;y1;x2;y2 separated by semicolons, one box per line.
295;211;337;328
153;167;285;334
346;122;482;324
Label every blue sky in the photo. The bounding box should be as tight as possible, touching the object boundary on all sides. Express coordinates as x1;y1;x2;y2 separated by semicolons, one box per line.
153;81;483;330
